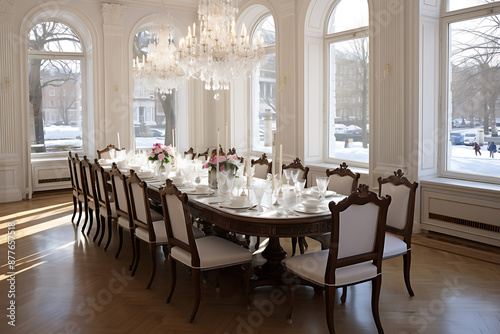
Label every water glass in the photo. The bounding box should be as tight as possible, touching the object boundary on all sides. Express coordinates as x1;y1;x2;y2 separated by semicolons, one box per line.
283;169;292;186
316;176;330;200
291;169;300;185
252;182;267;211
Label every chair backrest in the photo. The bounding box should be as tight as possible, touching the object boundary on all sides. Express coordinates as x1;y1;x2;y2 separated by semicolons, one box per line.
282;157;310;187
93;160;112;214
184;147;196;160
251;153;272;179
68;152;76;191
197;148;210;163
109;164;131;221
378;169;418;242
97;144;123;159
159;180;201;267
127;171;156;241
326;185;391;285
81;156;97;203
72;153;84;195
326;162;360;195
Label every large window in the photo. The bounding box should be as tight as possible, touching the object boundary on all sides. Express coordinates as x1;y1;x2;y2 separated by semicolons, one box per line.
251;15;276;153
326;0;369;165
28;22;84;153
443;0;500;180
132;30;176;149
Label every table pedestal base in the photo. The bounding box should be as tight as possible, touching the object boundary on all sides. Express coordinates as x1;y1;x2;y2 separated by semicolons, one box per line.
251;237;288;288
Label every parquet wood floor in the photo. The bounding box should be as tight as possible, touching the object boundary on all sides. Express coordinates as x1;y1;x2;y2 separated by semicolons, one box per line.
0;190;499;333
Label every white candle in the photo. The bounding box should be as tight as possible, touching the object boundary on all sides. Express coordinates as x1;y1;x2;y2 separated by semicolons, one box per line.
217;128;220;179
117;132;121;149
225;122;228;155
172;129;175;148
247;129;251;187
279;141;283;185
271;131;276;191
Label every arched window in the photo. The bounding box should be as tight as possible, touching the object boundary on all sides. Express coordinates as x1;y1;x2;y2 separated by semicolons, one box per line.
28;21;85;153
251;15;276;153
326;0;369;165
132;29;175;149
442;0;500;181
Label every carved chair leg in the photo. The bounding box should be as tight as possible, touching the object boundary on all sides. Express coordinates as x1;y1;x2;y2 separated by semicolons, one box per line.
291;237;298;256
115;226;124;259
190;269;201;323
131;237;141;277
104;217;113;251
71;196;77;223
244;262;252;308
76;202;83;226
403;251;414;297
286;274;295;324
97;216;106;247
147;243;157;289
86;209;94;236
325;286;336;334
371;276;383;333
93;213;101;243
341;286;347;303
128;232;136;271
166;257;177;303
298;237;306;255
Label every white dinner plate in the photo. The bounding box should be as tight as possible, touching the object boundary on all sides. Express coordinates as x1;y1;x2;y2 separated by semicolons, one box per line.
220;203;253;210
304;188;337;198
294;205;329;214
184;189;214;196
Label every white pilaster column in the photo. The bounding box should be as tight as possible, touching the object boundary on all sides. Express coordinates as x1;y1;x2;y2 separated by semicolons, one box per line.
277;0;297;164
0;0;22;202
101;3;129;152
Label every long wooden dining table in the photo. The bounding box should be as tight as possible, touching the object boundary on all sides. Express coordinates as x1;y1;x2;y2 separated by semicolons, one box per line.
146;180;346;287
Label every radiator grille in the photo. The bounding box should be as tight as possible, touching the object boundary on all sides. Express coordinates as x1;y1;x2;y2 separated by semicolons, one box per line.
429;213;500;233
39;177;71;184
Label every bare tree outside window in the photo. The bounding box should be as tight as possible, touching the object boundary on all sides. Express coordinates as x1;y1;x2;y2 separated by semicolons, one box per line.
445;2;500;178
28;21;83;153
327;0;369;164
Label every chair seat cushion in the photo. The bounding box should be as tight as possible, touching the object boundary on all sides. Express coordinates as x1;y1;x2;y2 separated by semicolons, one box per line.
135;222;204;244
383;233;409;259
150;209;163;222
117;216;131;229
170;236;252;269
285;250;378;287
135;220;168;244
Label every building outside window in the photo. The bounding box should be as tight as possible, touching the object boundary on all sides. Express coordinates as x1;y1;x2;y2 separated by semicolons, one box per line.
326;0;369;165
251;15;276;153
28;21;84;153
442;0;500;180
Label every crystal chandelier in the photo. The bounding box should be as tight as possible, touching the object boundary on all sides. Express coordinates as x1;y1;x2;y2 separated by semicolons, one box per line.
133;13;187;94
179;0;265;90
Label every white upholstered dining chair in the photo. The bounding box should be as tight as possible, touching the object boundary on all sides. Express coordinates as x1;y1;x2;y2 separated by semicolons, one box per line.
284;185;391;334
159;180;253;323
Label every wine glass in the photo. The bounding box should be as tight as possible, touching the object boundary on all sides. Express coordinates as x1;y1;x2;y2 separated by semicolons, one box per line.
316;176;330;200
295;179;306;195
283;168;292;186
290;169;300;185
279;185;299;215
252;182;266;212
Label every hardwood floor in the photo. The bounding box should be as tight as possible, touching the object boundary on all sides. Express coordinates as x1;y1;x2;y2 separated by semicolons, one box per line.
1;190;499;333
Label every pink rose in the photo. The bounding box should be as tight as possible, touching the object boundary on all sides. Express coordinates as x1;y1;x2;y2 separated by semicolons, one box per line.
220;165;225;171
218;156;227;163
158;153;165;160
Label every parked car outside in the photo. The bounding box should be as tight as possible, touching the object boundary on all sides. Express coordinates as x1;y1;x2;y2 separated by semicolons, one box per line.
463;133;476;146
450;132;464;145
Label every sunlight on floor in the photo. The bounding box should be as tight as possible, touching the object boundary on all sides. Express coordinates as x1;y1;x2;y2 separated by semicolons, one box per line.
0;202;72;227
0;213;74;244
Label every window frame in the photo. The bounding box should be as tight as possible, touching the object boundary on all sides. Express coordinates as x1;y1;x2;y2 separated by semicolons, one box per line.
439;3;500;184
250;14;277;155
28;22;87;159
323;0;370;168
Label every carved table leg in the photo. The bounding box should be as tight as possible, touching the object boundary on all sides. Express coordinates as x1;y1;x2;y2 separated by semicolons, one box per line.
252;237;287;288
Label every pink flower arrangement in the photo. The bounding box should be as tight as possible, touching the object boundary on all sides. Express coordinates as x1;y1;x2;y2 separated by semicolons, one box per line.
148;143;174;164
203;154;240;172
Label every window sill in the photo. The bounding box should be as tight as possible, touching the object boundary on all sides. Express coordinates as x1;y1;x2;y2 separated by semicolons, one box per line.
420;177;500;196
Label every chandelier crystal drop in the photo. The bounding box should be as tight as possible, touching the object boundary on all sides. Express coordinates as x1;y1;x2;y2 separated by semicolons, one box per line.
179;0;265;90
133;13;187;94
